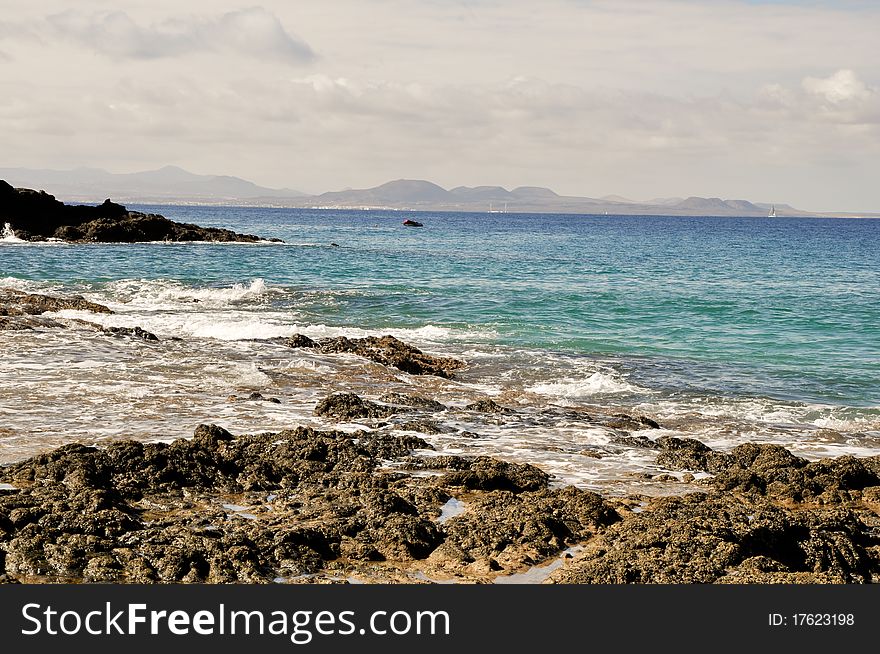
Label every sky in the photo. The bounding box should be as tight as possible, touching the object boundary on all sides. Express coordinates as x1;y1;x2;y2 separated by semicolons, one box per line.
1;0;878;211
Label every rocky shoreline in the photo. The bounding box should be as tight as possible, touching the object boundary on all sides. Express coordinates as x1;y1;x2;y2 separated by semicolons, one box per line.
1;180;278;243
0;419;877;585
0;289;878;584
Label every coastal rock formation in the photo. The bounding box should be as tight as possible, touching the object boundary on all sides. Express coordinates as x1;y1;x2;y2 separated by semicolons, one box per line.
0;426;877;584
464;399;512;414
0;288;112;316
0;425;617;583
0;288;158;339
656;438;880;502
549;492;877;583
0;181;275;243
379;392;447;412
285;334;466;378
549;438;880;584
314;393;399;421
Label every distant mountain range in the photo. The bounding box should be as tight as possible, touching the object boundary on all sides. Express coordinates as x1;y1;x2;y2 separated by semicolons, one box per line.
304;179;808;216
0;166;306;203
1;166;869;216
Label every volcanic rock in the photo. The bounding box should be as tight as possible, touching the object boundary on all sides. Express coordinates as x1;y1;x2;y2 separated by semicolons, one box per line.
464;399;512;414
314;393;398;421
285;334;466;378
0;181;272;243
0;288;112;315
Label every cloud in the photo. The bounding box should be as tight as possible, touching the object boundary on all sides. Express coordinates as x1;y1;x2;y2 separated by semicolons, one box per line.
45;7;314;63
802;69;871;104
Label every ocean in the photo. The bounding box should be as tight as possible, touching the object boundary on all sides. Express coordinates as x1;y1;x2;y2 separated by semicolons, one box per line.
2;207;878;494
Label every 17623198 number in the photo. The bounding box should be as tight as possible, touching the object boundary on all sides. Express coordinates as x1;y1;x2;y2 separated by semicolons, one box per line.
792;614;854;626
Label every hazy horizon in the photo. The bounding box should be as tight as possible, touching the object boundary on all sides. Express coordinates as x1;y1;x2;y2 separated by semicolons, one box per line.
1;1;879;212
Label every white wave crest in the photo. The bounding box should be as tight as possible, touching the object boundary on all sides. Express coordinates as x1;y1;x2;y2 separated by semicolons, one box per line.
1;223;25;243
102;278;270;310
528;371;646;398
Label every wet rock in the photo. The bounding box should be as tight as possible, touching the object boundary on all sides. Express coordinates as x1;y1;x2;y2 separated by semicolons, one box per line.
314;393;398;421
284;333;317;349
2;423;876;585
655;436;718;472
404;455;550;493
100;325;159;341
549;493;878;584
0;315;66;331
430;486;619;573
379;392;447;412
356;432;432;459
606;414;661;430
610;433;659;449
287;335;466;378
397;420;450;435
247;392;281;403
0;288;112;315
1;182;270;243
656;439;880;503
464;399;512;414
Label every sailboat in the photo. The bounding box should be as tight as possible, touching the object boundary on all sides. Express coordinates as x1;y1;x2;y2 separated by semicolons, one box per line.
768;205;777;218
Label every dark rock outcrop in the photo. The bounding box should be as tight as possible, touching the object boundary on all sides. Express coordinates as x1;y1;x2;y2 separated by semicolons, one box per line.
0;425;877;584
285;334;466;378
379;392;447;412
656;438;880;503
0;424;622;583
314;393;398;421
464;399;512;414
100;326;159;341
549;493;878;584
0;288;112;316
606;413;661;430
0;181;275;243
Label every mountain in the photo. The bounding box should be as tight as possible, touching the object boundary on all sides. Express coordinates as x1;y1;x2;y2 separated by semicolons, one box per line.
449;186;515;203
315;180;451;206
301;180;817;215
0;166;832;215
0;166;306;204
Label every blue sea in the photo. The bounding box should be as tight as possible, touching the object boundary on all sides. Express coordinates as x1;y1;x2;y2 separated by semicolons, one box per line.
2;208;878;492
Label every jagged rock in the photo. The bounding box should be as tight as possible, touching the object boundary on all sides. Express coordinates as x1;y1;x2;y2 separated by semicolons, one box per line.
101;326;159;341
430;486;619;573
0;288;112;315
397;420;451;435
1;423;877;584
606;414;661;430
0;181;272;243
464;399;512;414
0;315;66;331
610;433;659;449
314;393;398;421
549;493;878;584
284;333;317;348
655;436;718;471
656;439;880;503
286;334;465;378
379;392;447;412
402;455;550;493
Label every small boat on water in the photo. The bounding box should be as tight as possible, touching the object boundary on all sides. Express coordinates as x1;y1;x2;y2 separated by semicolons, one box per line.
402;219;424;227
768;205;777;218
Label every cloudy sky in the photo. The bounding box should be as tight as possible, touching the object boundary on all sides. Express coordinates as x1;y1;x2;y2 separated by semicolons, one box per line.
1;0;878;210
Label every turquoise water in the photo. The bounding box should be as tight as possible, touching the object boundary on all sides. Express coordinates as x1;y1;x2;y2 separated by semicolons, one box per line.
5;207;878;406
2;207;878;488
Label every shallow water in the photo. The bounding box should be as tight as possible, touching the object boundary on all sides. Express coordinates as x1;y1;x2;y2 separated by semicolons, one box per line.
1;208;878;494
